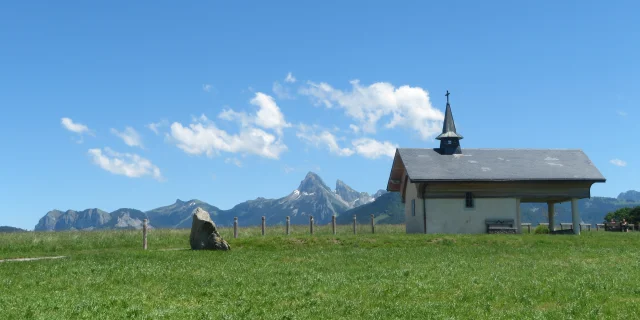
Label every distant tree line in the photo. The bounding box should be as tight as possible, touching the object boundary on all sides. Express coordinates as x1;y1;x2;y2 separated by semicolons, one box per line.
604;206;640;224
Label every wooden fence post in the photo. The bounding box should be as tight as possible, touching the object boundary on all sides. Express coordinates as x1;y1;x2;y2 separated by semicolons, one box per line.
371;214;375;234
233;217;238;238
332;215;336;235
286;216;290;235
353;215;357;235
142;219;148;250
261;216;266;236
310;216;314;235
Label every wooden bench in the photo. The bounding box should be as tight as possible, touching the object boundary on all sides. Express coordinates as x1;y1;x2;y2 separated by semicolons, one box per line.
521;223;532;233
596;223;605;231
486;219;517;234
560;223;573;230
606;222;635;232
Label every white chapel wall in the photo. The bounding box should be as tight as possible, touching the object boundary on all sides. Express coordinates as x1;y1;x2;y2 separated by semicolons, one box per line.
425;198;518;234
404;183;424;233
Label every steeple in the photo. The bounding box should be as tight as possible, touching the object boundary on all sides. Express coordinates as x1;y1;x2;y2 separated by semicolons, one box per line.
436;90;463;154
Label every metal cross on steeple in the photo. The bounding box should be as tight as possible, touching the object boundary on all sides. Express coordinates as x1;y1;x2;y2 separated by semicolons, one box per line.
445;90;450;104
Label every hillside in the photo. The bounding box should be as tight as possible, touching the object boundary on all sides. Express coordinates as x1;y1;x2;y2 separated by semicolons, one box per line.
339;192;403;225
0;226;27;233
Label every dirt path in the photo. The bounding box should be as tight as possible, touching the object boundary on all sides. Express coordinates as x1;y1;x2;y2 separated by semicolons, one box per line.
0;256;67;263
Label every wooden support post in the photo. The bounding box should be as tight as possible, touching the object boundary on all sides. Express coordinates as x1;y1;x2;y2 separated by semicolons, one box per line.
233;217;238;238
142;219;148;250
332;215;336;235
547;201;555;232
261;216;266;236
310;216;314;235
370;214;375;234
286;216;290;235
353;215;357;235
571;198;580;235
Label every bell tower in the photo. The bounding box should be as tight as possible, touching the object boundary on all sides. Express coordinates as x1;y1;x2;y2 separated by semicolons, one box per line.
436;90;463;155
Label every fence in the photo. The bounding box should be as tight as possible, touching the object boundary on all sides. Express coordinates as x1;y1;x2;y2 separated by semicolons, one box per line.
232;215;375;238
140;218;633;249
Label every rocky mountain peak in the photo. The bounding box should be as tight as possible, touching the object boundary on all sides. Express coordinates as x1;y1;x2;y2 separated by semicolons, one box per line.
298;172;331;194
373;189;388;199
335;179;374;207
618;190;640;202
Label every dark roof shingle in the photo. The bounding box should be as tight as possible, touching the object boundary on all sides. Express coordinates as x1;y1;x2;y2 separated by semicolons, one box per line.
397;148;606;182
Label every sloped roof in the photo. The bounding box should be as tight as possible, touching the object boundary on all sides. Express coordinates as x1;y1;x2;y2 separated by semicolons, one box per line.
387;148;606;191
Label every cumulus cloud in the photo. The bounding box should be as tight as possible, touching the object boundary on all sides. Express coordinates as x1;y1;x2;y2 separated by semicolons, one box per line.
219;92;291;135
147;120;169;135
296;124;354;157
88;147;163;181
169;114;287;160
610;159;627;167
285;72;296;83
349;124;360;134
251;93;291;134
299;80;445;140
111;127;144;148
352;138;397;159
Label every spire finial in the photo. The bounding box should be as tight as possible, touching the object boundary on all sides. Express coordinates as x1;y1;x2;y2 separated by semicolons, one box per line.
445;90;450;104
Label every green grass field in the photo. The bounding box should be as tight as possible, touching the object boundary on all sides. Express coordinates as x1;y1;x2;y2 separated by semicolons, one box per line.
1;225;639;319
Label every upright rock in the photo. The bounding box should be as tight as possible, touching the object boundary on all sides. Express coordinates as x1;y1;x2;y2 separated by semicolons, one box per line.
189;207;230;251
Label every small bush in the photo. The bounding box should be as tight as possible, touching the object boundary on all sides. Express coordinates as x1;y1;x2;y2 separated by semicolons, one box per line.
534;225;550;234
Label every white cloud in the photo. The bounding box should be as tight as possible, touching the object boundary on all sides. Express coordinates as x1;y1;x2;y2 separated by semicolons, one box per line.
349;124;360;134
272;81;294;99
111;127;144;148
61;117;94;143
617;110;627;117
169;114;287;159
296;124;354;157
218;92;291;136
225;157;243;167
203;84;212;92
283;165;296;173
250;93;291;135
610;159;627;167
299;80;445;140
351;138;397;159
61;117;91;134
88;148;163;181
285;72;296;83
147;120;169;135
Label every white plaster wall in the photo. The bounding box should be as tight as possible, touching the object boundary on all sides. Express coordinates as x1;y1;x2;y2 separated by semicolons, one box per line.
425;198;518;234
404;183;425;233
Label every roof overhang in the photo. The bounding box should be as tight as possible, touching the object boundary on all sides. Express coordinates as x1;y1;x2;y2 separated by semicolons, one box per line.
386;149;406;192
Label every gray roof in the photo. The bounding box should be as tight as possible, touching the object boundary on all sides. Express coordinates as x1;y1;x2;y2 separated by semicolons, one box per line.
396;148;606;182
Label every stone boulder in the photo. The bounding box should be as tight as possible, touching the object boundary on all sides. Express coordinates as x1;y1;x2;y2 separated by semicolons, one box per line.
189;207;230;251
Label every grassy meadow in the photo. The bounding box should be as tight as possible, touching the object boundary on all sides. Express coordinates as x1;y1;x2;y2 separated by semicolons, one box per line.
1;224;640;319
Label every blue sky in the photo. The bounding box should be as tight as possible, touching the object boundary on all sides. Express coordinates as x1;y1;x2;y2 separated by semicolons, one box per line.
1;1;638;230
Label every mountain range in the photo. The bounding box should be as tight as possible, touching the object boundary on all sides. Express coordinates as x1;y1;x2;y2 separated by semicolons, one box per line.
34;171;640;231
34;172;384;231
